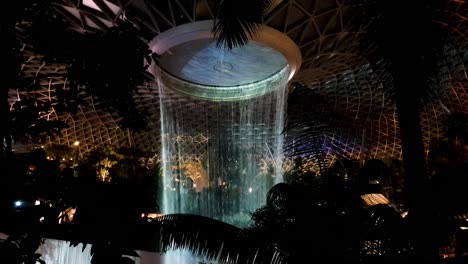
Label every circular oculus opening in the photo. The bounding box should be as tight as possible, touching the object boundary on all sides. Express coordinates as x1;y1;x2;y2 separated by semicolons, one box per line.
149;20;302;101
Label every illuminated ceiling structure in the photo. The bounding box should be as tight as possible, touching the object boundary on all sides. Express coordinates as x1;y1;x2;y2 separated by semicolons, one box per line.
150;20;301;101
13;0;468;163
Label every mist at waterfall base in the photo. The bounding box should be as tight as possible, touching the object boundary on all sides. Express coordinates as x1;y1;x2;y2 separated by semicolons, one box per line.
36;239;205;264
158;68;289;228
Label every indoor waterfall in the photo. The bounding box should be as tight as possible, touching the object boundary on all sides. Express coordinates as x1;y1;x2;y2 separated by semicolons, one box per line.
158;67;289;227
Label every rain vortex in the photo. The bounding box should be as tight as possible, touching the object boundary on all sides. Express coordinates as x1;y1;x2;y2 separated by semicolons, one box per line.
158;67;289;227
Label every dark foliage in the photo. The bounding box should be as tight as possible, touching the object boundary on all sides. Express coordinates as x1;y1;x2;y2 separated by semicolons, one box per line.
0;148;161;264
67;22;154;130
360;0;448;105
153;213;286;264
443;112;468;143
17;3;156;131
247;158;415;263
245;182;356;263
9;96;68;145
356;159;390;195
429;112;468;219
284;82;358;174
320;158;361;209
0;232;45;264
358;204;413;263
359;1;452;260
1;0;155;156
212;0;274;49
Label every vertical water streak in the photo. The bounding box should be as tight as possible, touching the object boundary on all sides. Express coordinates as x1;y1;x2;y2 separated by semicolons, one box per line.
36;239;92;264
273;75;288;183
158;67;289;227
158;78;171;215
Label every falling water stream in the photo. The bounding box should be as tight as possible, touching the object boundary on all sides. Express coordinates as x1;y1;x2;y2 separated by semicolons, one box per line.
33;79;288;264
33;71;289;264
158;66;289;227
33;70;289;264
34;35;291;264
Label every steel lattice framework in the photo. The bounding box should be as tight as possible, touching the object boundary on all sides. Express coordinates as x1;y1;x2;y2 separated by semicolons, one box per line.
11;0;468;166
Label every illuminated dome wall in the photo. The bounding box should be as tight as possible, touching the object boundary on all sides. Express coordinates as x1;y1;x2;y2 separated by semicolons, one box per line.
151;21;300;225
10;0;467;172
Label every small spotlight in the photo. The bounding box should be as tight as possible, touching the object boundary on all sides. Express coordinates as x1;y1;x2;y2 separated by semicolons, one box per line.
14;201;22;207
35;200;41;206
248;187;252;193
400;211;409;218
73;141;80;146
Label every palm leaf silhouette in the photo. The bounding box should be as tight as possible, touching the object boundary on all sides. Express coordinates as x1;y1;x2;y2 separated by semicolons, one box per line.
153;214;286;264
212;0;274;49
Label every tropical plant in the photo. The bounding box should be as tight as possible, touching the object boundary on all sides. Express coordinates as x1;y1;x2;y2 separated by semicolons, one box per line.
443;111;468;146
283;82;359;175
0;147;163;264
358;0;464;260
428;112;468;238
212;0;274;49
0;0;43;156
249;158;419;263
0;0;158;157
153;214;286;264
0;232;45;264
320;157;361;210
28;13;155;131
244;181;362;263
60;175;144;264
9;96;68;145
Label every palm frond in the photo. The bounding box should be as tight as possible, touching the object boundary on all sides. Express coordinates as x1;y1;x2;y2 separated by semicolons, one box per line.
212;0;274;49
284;83;355;174
153;214;286;264
285;123;329;175
359;0;450;105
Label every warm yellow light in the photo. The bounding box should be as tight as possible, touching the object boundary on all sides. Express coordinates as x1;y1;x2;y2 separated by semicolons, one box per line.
400;211;409;218
361;193;390;206
35;200;41;206
73;141;80;146
141;212;163;222
58;207;76;224
460;226;468;230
